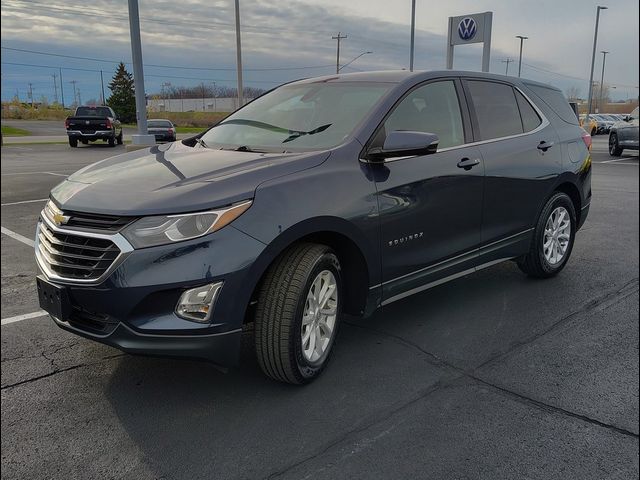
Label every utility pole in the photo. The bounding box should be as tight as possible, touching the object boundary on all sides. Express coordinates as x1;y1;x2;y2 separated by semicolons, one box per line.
211;81;217;111
586;6;608;122
515;35;528;77
598;51;609;113
100;70;106;105
409;0;416;71
234;0;244;107
52;73;59;104
77;88;82;107
28;83;34;107
332;32;348;74
69;80;77;107
161;82;171;111
59;68;65;109
502;58;514;75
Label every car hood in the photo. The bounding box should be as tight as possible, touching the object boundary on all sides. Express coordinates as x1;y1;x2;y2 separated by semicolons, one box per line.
51;141;330;216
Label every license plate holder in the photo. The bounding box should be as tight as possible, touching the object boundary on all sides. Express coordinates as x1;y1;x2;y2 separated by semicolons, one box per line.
37;276;71;321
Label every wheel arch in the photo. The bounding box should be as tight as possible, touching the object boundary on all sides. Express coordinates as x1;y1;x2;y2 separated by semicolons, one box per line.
240;217;376;323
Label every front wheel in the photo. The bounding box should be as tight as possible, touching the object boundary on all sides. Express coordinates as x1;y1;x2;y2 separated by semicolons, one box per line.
116;131;123;145
609;133;623;157
518;192;576;278
254;243;342;384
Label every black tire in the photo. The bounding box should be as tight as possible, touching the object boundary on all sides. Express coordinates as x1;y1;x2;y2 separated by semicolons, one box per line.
254;243;342;384
68;137;78;148
609;133;623;157
117;131;123;145
108;135;116;147
518;192;576;278
590;127;597;136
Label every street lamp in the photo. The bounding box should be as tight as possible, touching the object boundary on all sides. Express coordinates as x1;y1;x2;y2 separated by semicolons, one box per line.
598;51;609;113
338;51;373;72
586;6;608;122
515;35;528;77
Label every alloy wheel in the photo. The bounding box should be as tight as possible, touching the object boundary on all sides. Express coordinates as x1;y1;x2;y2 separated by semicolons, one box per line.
543;206;571;265
301;269;338;363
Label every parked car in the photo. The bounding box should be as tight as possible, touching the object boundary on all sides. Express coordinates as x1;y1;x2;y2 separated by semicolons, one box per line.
580;114;598;136
36;71;592;384
65;106;123;147
147;119;177;142
591;114;615;134
609;106;639;156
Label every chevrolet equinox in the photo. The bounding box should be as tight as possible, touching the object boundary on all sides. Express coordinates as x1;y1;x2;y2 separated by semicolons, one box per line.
35;71;592;384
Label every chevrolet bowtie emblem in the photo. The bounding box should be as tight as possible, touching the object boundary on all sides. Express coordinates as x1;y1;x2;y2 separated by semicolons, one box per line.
53;212;70;226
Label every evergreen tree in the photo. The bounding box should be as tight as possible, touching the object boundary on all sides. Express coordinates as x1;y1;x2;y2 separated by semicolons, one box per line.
107;63;136;123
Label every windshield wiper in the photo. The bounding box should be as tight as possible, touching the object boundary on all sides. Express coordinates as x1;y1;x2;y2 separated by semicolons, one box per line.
195;137;209;148
220;119;332;144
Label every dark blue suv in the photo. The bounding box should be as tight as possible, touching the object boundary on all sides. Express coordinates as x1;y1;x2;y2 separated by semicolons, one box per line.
35;71;592;384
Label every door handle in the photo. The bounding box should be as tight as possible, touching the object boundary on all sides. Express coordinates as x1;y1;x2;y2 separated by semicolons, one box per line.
457;157;481;170
537;140;554;152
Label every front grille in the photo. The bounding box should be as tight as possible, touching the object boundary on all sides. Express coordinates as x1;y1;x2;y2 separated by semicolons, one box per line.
63;210;133;232
37;221;121;280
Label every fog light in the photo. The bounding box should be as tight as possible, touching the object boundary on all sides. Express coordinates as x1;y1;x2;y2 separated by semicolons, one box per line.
175;282;223;323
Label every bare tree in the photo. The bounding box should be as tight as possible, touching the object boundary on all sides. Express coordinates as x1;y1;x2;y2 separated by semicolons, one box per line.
566;86;581;101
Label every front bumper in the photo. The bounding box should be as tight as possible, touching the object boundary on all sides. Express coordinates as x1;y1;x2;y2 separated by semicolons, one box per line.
36;221;267;366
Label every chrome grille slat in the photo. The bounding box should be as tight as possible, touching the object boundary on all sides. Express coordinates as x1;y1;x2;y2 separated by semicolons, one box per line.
37;220;122;280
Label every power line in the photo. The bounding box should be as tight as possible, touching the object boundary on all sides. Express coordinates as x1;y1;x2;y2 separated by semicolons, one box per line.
0;46;335;72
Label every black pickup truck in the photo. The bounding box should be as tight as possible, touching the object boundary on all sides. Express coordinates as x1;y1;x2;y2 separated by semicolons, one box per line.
65;106;123;147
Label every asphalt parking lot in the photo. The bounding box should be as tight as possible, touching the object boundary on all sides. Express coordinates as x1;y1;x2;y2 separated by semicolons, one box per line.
1;138;638;479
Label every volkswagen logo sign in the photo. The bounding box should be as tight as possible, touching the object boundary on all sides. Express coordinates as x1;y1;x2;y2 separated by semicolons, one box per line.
457;17;477;41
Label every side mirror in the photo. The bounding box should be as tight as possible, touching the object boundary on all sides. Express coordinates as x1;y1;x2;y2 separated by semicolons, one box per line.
624;115;632;122
368;131;439;161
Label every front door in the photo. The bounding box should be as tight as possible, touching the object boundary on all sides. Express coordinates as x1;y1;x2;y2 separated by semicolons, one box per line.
371;79;484;304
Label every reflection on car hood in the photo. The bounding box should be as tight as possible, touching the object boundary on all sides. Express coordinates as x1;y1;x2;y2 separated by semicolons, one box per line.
51;141;329;216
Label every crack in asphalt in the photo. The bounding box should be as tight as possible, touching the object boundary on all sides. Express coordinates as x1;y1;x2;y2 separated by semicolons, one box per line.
263;278;640;478
0;353;126;391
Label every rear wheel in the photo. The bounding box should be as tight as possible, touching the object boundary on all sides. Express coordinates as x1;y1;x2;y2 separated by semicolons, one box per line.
108;135;116;147
68;137;78;148
518;192;576;278
117;131;123;145
590;127;597;136
609;133;623;157
255;243;342;384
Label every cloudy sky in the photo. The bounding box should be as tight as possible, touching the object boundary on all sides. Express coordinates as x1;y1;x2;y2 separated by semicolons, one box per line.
1;0;638;103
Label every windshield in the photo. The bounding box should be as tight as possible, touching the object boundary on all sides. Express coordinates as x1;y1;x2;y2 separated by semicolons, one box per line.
148;120;172;128
76;106;112;117
630;107;639;120
199;82;392;152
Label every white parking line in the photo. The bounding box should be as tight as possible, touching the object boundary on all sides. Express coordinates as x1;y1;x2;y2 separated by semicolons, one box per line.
601;157;637;163
1;198;48;206
43;172;68;177
1;311;47;326
1;171;69;177
1;226;35;247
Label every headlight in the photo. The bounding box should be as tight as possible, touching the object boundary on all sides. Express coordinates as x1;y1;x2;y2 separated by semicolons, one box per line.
122;200;252;248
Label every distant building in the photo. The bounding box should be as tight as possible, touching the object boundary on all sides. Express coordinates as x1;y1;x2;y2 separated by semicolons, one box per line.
148;97;252;113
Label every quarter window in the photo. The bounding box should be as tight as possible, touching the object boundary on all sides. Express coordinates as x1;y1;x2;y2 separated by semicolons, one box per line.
515;91;542;132
467;81;523;140
383;81;465;149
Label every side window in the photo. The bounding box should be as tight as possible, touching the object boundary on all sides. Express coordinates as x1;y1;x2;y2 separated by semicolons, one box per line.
515;91;542;132
525;84;579;125
383;81;464;149
467;81;523;140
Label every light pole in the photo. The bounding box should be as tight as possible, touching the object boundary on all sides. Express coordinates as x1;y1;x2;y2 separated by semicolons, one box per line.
515;35;528;77
598;51;609;113
234;0;244;108
409;0;416;71
127;0;154;145
586;6;608;122
338;51;373;72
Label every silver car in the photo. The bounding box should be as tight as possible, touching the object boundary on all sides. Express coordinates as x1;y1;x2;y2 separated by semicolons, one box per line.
609;107;639;156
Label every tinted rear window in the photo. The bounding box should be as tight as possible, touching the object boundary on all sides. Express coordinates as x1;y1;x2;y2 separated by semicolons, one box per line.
525;84;579;125
148;120;172;127
76;106;112;117
515;91;542;132
467;81;523;140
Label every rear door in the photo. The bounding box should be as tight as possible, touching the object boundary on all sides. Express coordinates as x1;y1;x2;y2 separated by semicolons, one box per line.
371;79;485;304
462;79;562;262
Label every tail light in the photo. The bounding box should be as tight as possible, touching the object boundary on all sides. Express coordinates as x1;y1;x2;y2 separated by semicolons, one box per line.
105;119;112;129
64;119;69;129
581;130;592;150
168;128;174;135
